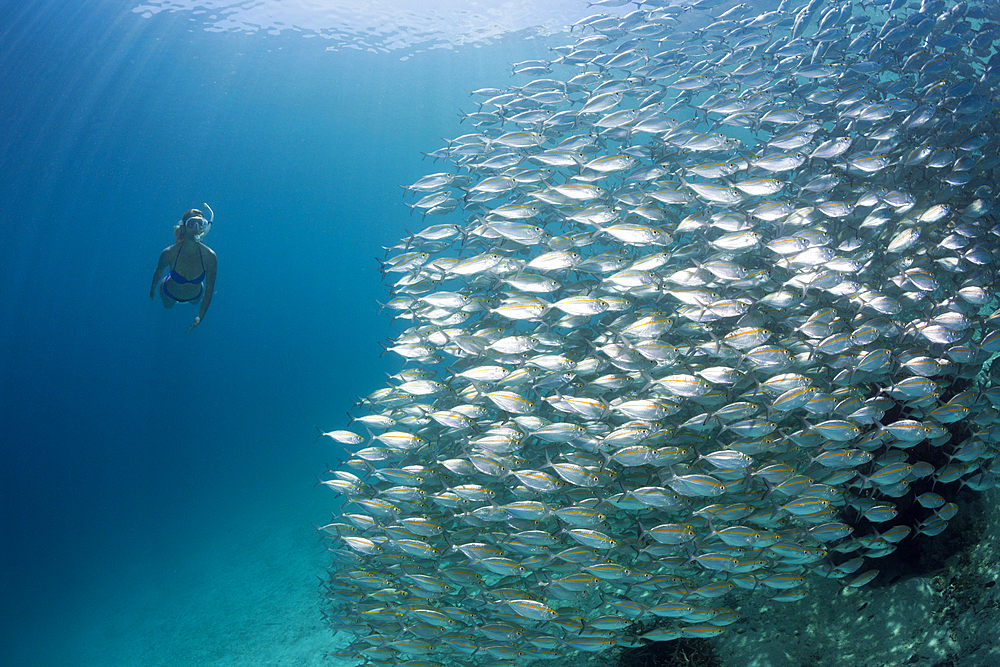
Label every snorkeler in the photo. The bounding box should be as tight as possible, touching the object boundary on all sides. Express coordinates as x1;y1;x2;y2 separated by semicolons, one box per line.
150;205;218;333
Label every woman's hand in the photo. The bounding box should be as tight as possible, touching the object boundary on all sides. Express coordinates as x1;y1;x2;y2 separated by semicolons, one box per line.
186;316;201;333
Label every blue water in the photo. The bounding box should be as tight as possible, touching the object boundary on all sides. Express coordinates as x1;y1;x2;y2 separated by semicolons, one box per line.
0;2;546;664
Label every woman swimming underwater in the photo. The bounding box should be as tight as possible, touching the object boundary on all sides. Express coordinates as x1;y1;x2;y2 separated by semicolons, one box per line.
150;206;218;333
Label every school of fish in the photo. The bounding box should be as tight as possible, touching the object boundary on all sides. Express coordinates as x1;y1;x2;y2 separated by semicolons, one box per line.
317;0;1000;662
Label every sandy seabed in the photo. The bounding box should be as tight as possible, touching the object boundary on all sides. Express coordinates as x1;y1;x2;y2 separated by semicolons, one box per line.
20;484;999;667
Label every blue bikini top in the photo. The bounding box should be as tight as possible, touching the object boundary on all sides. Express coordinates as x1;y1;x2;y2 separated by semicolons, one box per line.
169;245;206;285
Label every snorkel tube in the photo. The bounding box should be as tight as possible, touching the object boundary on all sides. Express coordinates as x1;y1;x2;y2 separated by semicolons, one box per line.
198;203;214;240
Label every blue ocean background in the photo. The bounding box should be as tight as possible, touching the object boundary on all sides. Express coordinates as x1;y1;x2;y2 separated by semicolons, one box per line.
0;2;550;664
7;2;1000;666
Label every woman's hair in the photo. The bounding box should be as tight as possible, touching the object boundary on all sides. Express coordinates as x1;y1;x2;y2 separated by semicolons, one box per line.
174;209;205;243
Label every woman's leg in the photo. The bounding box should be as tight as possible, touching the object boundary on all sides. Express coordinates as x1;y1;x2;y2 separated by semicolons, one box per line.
159;276;176;308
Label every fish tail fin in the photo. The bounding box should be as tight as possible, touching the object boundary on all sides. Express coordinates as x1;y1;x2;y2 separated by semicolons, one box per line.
588;220;606;243
639;370;656;393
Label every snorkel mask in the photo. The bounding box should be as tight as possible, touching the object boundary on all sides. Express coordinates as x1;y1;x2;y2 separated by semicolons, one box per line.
184;203;214;241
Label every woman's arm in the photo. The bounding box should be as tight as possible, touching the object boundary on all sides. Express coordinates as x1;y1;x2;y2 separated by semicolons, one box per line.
187;247;217;333
150;248;170;299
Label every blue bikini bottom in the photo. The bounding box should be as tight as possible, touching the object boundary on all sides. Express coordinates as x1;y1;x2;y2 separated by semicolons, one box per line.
161;275;203;303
